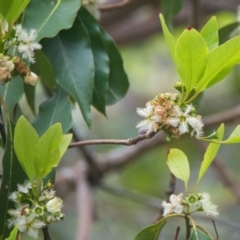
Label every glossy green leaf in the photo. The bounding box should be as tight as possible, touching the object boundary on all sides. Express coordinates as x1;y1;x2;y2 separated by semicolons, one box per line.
0;0;29;25
161;0;184;29
4;226;18;240
196;124;224;187
0;123;27;240
42;18;94;127
80;7;109;115
189;228;212;240
197;35;240;91
59;134;72;158
32;86;73;136
31;50;56;90
23;0;81;41
100;29;129;105
24;83;35;114
219;22;239;45
167;148;190;191
35;123;62;181
134;218;166;240
220;125;240;143
200;16;219;51
159;14;177;65
176;28;208;92
14;116;39;182
0;76;24;122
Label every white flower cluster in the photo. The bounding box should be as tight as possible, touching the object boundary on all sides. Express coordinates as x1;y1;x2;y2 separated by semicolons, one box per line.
136;93;204;140
162;192;219;217
0;19;40;85
8;181;64;238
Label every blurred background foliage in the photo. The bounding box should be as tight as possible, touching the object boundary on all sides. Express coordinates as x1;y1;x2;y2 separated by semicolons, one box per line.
2;2;240;239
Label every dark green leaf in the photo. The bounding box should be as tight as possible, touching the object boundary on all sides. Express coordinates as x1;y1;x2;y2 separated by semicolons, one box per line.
23;0;81;41
219;22;239;45
32;86;73;136
0;76;24;123
189;228;212;240
0;0;29;25
161;0;185;29
42;18;94;127
134;219;166;240
0;123;27;240
79;7;109;115
31;50;56;90
100;29;129;105
24;83;35;114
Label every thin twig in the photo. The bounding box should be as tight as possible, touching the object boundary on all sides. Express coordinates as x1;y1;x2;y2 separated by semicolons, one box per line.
190;0;200;29
100;183;162;208
68;131;157;148
99;0;132;12
174;226;181;240
42;227;51;240
212;220;219;240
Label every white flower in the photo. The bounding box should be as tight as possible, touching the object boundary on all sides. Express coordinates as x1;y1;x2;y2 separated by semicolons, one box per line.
179;121;189;134
168;118;179;127
137;103;154;118
199;192;219;217
46;197;63;214
17;181;32;193
8;191;18;202
14;25;41;63
24;72;38;85
39;189;56;201
162;193;183;216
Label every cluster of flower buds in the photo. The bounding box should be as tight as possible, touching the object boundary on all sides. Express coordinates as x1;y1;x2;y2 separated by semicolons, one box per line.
162;192;218;217
136;93;204;140
8;181;64;238
0;19;41;85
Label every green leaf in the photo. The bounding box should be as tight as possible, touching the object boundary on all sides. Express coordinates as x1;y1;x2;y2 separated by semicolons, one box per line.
220;125;240;143
14;116;39;182
195;124;224;187
161;0;184;29
59;134;72;158
0;0;29;25
100;29;129;105
24;83;35;114
35;123;62;181
0;76;24;122
31;50;56;90
4;226;18;240
32;86;73;136
159;14;177;65
0;123;27;240
42;17;94;127
197;35;240;91
189;228;212;240
134;219;166;240
23;0;81;41
176;28;208;92
167;148;190;191
200;16;219;51
219;22;239;45
79;7;109;115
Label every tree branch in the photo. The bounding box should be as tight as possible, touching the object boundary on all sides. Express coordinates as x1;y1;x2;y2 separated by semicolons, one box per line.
42;227;52;240
99;0;133;12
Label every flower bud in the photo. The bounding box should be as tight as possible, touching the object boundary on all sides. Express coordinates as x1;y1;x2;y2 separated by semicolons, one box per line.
24;71;38;85
46;197;63;214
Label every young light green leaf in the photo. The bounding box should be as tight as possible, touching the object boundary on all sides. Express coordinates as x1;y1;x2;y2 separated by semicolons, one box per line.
23;0;81;41
134;218;166;240
167;148;190;191
0;0;29;25
35;123;63;181
4;226;18;240
59;134;72;158
219;125;240;143
14;116;39;182
197;35;240;91
200;16;219;51
176;28;208;92
195;124;224;188
159;14;177;65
